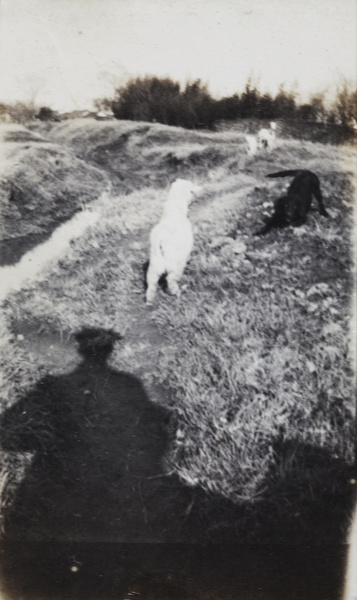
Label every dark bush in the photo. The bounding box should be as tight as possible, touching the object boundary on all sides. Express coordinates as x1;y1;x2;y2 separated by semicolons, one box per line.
239;82;260;118
214;94;240;121
257;93;276;119
112;76;217;129
36;107;60;122
273;87;297;120
330;84;357;128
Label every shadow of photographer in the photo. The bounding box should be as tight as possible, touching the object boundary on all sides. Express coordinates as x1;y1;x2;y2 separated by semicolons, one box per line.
0;327;243;543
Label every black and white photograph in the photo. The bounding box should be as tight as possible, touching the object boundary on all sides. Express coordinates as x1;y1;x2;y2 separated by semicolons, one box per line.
0;1;356;598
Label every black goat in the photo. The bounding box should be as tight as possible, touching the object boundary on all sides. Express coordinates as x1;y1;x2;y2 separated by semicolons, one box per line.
256;170;329;235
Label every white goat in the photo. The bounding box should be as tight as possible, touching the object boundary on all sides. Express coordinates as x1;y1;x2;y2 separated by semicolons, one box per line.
257;121;277;151
146;179;202;304
245;134;258;157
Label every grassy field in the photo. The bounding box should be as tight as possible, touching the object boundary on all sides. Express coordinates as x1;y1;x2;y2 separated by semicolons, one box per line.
0;118;356;543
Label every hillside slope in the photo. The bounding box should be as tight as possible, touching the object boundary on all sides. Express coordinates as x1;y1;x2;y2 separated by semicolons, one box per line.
0;124;108;265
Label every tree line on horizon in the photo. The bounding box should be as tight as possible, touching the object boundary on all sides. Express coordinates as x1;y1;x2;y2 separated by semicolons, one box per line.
109;76;357;131
0;76;356;133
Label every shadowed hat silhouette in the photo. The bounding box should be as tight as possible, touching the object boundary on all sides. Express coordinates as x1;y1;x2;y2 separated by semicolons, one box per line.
74;327;122;361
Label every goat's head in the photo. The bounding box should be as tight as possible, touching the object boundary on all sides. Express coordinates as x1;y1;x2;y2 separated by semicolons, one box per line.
167;178;203;209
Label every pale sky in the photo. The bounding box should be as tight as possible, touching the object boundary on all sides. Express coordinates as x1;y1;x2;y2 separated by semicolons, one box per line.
0;0;355;112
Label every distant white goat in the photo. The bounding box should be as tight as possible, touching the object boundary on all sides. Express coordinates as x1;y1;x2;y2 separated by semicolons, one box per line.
146;179;202;304
245;134;258;157
257;121;277;151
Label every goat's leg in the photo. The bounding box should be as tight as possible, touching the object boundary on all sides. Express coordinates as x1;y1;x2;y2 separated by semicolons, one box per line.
317;198;329;217
313;182;329;217
166;273;181;297
167;262;186;296
146;264;161;304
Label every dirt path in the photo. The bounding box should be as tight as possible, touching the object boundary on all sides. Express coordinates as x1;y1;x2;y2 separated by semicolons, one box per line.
120;182;255;376
101;181;255;368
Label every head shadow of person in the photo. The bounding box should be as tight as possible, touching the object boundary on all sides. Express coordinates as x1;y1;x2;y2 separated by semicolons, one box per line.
0;327;242;544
